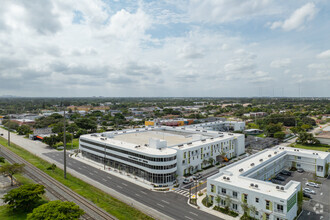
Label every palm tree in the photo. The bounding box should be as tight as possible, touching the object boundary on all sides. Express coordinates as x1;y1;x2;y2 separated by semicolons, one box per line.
208;157;214;166
215;195;221;207
249;205;257;219
224;195;232;211
241;201;250;216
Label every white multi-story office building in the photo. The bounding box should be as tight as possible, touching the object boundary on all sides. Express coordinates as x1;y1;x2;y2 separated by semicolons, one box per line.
79;126;245;185
207;146;330;220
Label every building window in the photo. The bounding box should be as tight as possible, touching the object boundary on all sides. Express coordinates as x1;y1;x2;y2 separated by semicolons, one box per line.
221;199;225;206
232;203;238;210
255;198;259;203
298;156;301;159
233;191;238;198
297;163;301;167
184;152;186;159
266;213;270;220
211;184;215;193
255;211;259;216
243;194;248;203
266;200;270;210
221;188;226;194
277;204;283;213
317;166;323;172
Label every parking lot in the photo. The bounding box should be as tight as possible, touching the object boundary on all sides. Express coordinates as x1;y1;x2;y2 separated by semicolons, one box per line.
272;171;329;220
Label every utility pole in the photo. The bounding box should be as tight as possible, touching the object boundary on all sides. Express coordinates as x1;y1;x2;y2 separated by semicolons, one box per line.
63;108;67;179
8;113;10;146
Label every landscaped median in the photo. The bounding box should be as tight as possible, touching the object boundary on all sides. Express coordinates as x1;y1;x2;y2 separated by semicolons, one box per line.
0;137;153;220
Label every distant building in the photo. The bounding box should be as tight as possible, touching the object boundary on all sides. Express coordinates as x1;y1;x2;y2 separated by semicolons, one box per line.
243;112;268;118
315;130;330;145
11;119;35;126
244;129;263;135
187;120;245;132
245;136;279;150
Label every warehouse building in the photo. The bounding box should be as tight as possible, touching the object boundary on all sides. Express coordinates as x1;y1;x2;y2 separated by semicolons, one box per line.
79;126;245;186
207;146;330;220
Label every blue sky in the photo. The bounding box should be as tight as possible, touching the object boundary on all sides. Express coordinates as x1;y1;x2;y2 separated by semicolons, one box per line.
0;0;329;97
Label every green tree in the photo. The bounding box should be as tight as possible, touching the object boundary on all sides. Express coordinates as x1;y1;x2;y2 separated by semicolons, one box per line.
208;157;214;166
249;205;257;219
0;157;5;163
47;163;57;173
296;132;320;145
241;201;250;215
17;124;32;135
42;135;59;148
4;121;19;131
0;163;25;186
274;131;286;139
27;200;84;220
301;124;312;131
224;195;232;211
3;184;45;212
265;123;282;137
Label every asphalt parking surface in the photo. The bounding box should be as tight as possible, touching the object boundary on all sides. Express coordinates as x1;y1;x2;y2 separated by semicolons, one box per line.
274;171;330;220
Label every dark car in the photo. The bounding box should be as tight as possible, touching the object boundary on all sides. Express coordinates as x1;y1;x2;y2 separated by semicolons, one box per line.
274;175;285;181
280;170;292;176
303;192;312;199
271;179;282;184
297;168;305;173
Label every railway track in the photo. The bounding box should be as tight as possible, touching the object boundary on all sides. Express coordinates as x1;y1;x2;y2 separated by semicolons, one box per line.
0;145;117;220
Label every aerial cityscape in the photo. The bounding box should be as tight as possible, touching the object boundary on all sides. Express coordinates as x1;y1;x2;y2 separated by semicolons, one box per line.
0;1;329;220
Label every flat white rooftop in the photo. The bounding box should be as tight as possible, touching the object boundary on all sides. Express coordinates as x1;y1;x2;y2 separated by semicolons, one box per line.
113;130;195;146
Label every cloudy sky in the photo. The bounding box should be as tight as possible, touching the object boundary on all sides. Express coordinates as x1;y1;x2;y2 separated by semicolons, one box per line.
0;0;329;97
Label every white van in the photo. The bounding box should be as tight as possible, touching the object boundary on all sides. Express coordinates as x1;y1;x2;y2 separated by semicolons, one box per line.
183;177;193;184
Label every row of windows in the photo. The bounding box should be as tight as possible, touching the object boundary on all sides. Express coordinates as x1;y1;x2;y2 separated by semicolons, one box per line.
80;138;176;162
81;144;177;170
82;151;176;184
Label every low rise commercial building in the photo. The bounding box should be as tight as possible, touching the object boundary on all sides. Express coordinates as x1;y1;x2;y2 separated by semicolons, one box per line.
207;146;330;220
79;126;245;186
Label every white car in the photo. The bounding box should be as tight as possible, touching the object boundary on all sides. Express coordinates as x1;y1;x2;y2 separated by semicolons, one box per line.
306;182;319;188
183;177;193;184
303;188;316;194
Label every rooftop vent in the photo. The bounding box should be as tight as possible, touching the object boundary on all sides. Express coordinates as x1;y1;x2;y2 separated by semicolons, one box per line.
201;139;206;142
91;134;98;137
250;163;255;166
250;183;254;187
210;137;214;140
136;129;139;131
226;177;230;181
274;152;277;154
123;131;126;133
316;153;318;155
276;186;280;189
187;142;193;145
313;153;315;155
114;132;118;134
100;137;107;141
218;132;223;134
259;159;263;162
196;129;200;131
223;176;226;180
178;144;184;147
101;133;106;137
268;154;272;158
239;168;244;172
255;184;258;188
281;187;284;191
229;133;233;136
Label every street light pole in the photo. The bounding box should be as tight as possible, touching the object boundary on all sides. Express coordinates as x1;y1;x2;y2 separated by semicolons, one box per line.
63;108;67;179
8;113;10;146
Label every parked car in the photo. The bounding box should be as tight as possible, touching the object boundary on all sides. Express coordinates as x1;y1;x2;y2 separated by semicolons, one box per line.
306;182;320;188
297;168;304;173
183;177;193;184
303;188;316;194
271;179;282;184
274;175;285;181
193;173;202;180
280;170;292;176
303;192;312;199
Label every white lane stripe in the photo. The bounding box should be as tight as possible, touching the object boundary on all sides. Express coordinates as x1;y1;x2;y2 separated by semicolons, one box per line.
140;191;147;195
157;203;164;208
135;193;141;197
107;176;112;179
122;183;128;186
102;178;107;182
117;185;123;189
185;216;193;220
161;200;169;204
78;167;82;170
89;172;94;175
189;212;198;216
93;170;98;173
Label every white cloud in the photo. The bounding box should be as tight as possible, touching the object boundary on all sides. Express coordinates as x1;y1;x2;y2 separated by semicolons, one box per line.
317;50;330;59
270;3;317;31
270;58;291;68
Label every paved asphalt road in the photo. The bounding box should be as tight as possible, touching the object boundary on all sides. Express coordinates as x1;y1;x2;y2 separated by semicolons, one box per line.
43;152;222;220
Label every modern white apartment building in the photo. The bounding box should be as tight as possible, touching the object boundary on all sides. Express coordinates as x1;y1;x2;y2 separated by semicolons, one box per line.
79;126;245;185
187;120;245;132
207;146;330;220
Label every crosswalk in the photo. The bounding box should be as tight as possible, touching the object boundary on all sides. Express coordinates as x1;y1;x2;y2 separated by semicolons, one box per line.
173;189;190;197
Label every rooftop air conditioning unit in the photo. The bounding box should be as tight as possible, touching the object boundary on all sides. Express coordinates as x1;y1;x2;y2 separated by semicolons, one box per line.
251;163;255;166
316;153;318;155
281;187;284;190
239;168;244;172
255;184;258;188
223;176;226;180
259;159;263;162
251;183;254;187
227;177;230;181
268;155;272;157
276;186;280;189
274;152;277;154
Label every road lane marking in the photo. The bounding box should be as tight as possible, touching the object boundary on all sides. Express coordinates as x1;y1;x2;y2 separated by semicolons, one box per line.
107;176;112;179
157;203;164;208
189;212;198;216
122;183;128;186
140;191;147;195
161;200;169;204
89;172;94;176
82;166;87;168
184;216;193;220
93;170;98;173
135;193;141;197
117;185;123;189
102;178;107;182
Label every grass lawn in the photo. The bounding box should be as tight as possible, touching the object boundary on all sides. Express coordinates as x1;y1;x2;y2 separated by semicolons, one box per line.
0;206;27;220
256;133;266;138
0;137;153;220
289;143;330;152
